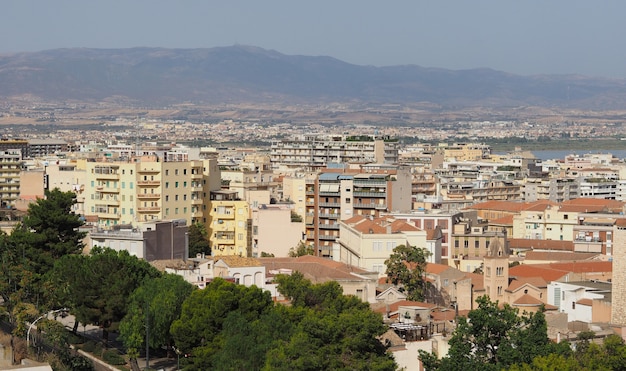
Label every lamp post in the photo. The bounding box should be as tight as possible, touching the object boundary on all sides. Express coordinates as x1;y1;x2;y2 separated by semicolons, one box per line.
27;308;69;347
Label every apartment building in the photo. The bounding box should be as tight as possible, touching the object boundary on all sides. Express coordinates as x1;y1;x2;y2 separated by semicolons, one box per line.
336;215;432;275
304;164;412;257
251;203;304;258
208;190;251;257
270;134;399;171
452;224;508;273
88;219;188;261
523;177;579;202
387;210;465;266
0;149;23;208
84;155;220;227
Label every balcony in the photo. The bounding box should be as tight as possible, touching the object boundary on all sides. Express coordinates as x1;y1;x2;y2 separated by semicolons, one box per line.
318;213;339;219
99;212;121;219
191;173;203;180
95;199;120;206
353;191;386;197
353;202;387;209
191;198;203;205
318;223;340;230
137;207;161;213
137;193;161;199
318;202;340;207
94;172;119;180
214;209;235;219
192;211;203;218
138;168;159;174
137;180;160;186
319;234;338;241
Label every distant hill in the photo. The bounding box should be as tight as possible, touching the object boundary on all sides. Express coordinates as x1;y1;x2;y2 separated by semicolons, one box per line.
1;45;626;109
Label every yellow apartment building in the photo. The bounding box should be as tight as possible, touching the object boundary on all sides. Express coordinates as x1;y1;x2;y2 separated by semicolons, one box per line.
208;190;252;257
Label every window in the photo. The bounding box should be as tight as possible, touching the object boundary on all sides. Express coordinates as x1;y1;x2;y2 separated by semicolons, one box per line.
166;170;169;175
464;240;469;248
175;195;179;201
165;195;169;201
345;198;351;203
497;286;503;296
238;233;244;241
175;181;179;188
454;239;459;248
175;169;179;175
183;169;187;175
175;208;179;214
165;182;169;189
475;240;479;248
184;181;187;188
564;214;569;220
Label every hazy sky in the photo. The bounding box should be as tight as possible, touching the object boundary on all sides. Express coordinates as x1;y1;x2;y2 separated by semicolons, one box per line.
2;1;626;78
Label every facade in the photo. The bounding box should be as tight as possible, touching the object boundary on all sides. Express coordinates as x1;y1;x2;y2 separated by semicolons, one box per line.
83;156;220;227
27;139;69;158
611;219;626;325
208;191;251;257
548;281;612;323
0;149;23;208
389;210;464;266
88;219;188;261
251;203;304;257
270;134;399;171
483;235;511;302
523;177;579;202
336;215;429;275
304;164;412;257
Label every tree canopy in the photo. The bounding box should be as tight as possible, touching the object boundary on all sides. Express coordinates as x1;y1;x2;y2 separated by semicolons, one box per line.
187;222;210;258
419;296;552;371
384;244;430;301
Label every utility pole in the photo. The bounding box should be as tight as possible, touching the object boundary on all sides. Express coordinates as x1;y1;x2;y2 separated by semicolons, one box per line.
145;300;150;370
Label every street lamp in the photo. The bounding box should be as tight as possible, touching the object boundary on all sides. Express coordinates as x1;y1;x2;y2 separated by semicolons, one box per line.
27;308;69;347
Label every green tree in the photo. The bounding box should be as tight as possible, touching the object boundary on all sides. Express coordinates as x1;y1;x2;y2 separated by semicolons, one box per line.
48;247;161;342
288;241;314;257
384;244;430;301
0;189;84;321
170;278;274;369
187;223;210;258
267;273;396;371
119;273;195;366
420;296;551;371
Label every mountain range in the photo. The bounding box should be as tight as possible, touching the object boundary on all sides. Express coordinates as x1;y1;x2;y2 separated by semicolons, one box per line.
1;45;626;110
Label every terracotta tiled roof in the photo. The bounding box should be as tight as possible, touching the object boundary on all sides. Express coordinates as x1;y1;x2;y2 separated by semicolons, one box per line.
461;272;485;291
490;215;514;225
512;294;544;306
546;261;612;274
468;200;556;213
511;294;558;310
506;276;548;292
373;300;436;315
215;255;262;267
576;298;593;306
524;251;599;262
617;219;626;227
258;255;372;283
509;265;569;282
348;216;420;235
425;263;451;275
508;239;574;252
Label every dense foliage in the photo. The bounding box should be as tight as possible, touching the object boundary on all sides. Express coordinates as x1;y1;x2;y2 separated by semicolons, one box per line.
171;273;396;370
187;222;211;258
384;244;430;301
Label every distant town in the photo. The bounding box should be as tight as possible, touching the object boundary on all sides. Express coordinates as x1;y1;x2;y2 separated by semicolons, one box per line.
2;109;626;370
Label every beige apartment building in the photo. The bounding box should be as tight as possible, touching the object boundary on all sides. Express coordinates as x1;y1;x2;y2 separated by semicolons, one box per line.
84;155;220;227
336;215;430;275
270;134;399;171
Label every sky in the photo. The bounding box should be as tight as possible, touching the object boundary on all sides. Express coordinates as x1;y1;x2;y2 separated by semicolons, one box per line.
2;1;626;79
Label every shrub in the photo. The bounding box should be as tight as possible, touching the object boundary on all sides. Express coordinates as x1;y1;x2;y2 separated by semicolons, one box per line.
103;349;126;365
81;340;96;353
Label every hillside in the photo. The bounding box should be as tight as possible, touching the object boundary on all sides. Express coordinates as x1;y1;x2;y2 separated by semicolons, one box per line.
1;45;626;109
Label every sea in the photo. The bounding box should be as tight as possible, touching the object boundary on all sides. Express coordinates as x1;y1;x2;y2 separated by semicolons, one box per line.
505;150;626;162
